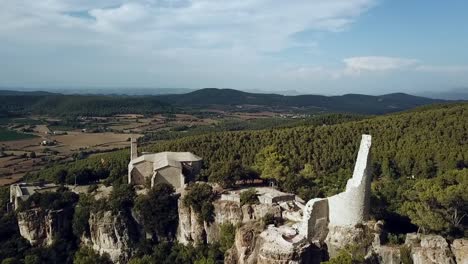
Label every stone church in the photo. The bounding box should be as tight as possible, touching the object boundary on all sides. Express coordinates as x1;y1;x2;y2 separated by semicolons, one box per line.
127;139;202;190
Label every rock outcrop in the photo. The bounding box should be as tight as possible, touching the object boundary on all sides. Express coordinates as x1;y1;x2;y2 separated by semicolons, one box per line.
405;233;456;264
225;221;265;264
87;211;138;264
325;221;382;258
177;199;282;245
452;239;468;264
17;208;70;247
376;246;401;264
226;221;323;264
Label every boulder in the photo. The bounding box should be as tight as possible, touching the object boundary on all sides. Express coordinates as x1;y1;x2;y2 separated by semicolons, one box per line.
451;239;468;264
405;233;456;264
377;246;401;264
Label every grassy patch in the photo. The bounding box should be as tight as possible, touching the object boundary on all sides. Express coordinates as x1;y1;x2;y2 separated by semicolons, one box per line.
0;127;38;141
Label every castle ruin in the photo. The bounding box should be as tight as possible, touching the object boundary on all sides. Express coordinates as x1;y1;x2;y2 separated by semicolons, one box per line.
299;134;372;241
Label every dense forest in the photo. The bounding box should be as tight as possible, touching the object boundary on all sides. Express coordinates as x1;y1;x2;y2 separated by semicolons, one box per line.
0;88;446;117
0;94;172;117
158;88;445;114
4;102;466;263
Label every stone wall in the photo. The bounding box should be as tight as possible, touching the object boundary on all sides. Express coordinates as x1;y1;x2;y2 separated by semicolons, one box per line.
328;134;372;227
300;135;372;242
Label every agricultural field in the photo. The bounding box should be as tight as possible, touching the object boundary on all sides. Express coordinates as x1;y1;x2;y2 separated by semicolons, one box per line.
0;111;273;186
0;109;328;186
0;127;38;141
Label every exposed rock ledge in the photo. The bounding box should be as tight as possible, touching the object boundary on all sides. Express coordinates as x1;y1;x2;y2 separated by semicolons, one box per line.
17;208;70;247
225;221;323;264
177;199;283;245
86;211;138;264
405;233;456;264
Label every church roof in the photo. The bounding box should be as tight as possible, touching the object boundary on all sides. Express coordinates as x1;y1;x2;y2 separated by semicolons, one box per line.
130;151;202;170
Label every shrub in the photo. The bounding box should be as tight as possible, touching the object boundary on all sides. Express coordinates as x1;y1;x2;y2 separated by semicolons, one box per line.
262;213;283;227
385;233;406;245
400;245;413;264
108;184;135;213
87;184;98;193
183;183;215;223
240;188;258;206
134;183;178;240
73;246;112;264
219;223;236;252
72;194;94;237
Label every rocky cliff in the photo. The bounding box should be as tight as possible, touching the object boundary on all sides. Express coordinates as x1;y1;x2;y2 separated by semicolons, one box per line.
17;208;70;247
86;211;139;264
225;221;324;264
404;233;457;264
177;199;283;245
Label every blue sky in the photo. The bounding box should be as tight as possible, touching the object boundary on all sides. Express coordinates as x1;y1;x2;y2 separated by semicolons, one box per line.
1;0;467;95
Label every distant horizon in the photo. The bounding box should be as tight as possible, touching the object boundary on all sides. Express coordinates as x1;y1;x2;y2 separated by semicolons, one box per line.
1;86;467;100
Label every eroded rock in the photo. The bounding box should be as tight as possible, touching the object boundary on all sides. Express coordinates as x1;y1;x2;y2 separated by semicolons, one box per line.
87;211;137;263
451;239;468;264
405;233;456;264
17;208;70;247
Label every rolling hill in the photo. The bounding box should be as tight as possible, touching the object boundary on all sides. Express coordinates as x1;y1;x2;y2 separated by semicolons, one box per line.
0;88;449;116
158;88;446;114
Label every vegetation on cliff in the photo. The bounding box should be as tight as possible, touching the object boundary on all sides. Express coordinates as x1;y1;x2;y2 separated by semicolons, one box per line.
135;183;179;240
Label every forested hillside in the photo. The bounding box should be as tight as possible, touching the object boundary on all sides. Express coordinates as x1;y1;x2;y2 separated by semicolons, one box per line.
0;88;448;117
28;103;468;237
0;94;171;117
158;88;445;114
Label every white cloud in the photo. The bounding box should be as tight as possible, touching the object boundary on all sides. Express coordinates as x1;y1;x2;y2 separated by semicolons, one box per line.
0;0;376;88
1;0;467;94
343;56;419;75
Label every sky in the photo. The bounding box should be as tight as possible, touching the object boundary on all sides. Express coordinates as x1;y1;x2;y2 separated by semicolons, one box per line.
1;0;468;95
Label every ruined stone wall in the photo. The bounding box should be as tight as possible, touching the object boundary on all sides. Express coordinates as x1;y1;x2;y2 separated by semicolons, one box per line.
300;135;372;242
328;134;372;227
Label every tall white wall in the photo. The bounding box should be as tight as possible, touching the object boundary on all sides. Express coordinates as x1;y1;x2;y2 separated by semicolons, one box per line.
300;135;372;241
328;134;372;227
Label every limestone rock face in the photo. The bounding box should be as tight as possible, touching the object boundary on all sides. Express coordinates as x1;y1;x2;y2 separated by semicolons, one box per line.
176;199;206;245
405;233;456;264
17;208;70;247
225;221;265;264
178;199;282;245
452;239;468;264
377;246;401;264
325;223;379;258
88;211;136;263
257;225;319;264
226;222;322;264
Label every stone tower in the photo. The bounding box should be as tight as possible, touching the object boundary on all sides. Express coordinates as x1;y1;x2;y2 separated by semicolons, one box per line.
130;138;138;160
300;134;372;241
